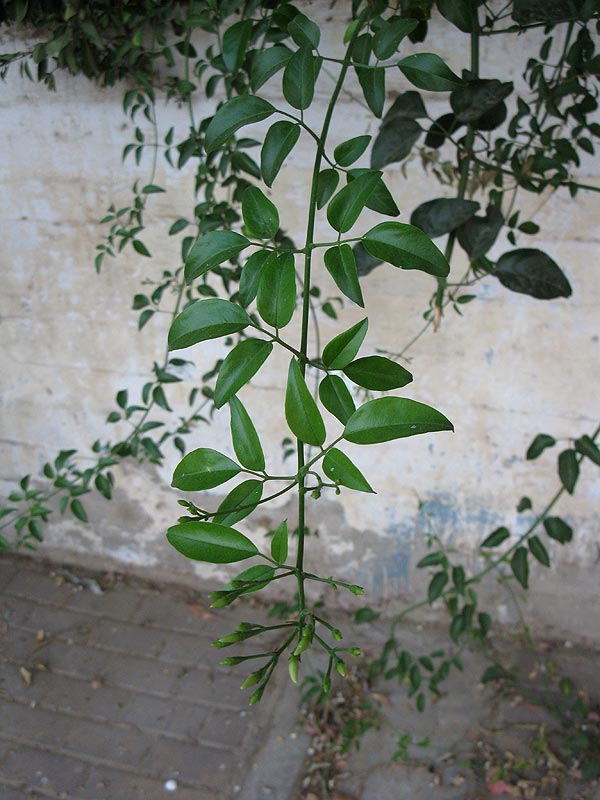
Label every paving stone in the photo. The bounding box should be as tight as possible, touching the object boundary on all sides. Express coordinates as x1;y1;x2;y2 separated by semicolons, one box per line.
155;629;214;667
0;625;41;663
40;639;111;681
80;766;215;800
201;707;249;748
0;700;72;746
0;783;36;800
163;698;212;740
0;660;51;704
87;618;168;657
38;672;131;722
101;651;181;695
1;595;36;627
120;692;174;733
21;604;93;637
4;570;71;607
175;667;248;710
63;584;143;621
142;736;240;790
0;559;21;592
61;716;153;766
0;743;89;796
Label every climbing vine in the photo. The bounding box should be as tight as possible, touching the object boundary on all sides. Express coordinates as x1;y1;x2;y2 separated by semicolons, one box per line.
1;0;599;708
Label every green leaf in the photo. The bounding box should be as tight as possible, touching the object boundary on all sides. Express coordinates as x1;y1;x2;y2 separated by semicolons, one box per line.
205;95;275;154
167;521;258;564
450;79;513;123
353;242;383;277
221;20;252;73
270;520;289;564
495;250;572;300
322;318;368;369
288;12;320;49
327;170;382;233
133;240;151;257
343;356;413;391
251;45;293;91
544;516;573;544
228;564;275;594
322;448;374;493
371;118;422;169
70;499;88;523
346;169;399;217
517;496;532;512
324;245;364;307
172;448;241;491
261;120;301;187
425;112;462;148
344;397;453;445
481;526;510;548
214;339;273;409
242;186;279;239
528;535;550;567
356;64;386;118
319;375;356;424
334;135;371;167
574;435;600;466
416;552;445;568
410;198;480;238
168;299;250;351
363;222;450;277
185;230;250;283
214;480;263;526
257;252;296;329
398;53;462;92
437;0;475;32
239;250;271;307
456;205;504;260
526;433;556;460
285;359;326;446
452;565;466;595
558;449;579;494
316;169;340;210
428;571;448;604
373;17;418;60
283;45;318;110
229;396;265;472
382;91;427;124
355;607;380;623
511;546;529;589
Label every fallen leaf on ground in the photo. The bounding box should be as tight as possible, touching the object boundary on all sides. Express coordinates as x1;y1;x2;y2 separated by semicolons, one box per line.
488;779;516;796
36;629;45;642
185;603;215;619
19;666;32;686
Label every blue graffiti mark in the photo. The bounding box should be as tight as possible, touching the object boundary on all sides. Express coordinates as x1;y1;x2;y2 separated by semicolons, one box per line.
485;348;494;364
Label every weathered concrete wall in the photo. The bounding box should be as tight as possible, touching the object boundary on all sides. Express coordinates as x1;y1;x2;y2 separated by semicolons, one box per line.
1;5;599;640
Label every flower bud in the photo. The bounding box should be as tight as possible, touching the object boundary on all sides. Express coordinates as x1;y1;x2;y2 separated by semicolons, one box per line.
288;654;300;684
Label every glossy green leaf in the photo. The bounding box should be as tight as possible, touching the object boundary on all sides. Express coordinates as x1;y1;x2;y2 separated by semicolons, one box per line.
356;64;385;117
167;521;258;563
495;249;572;300
456;205;504;260
288;12;320;49
172;448;241;491
410;198;480;238
185;230;250;283
425;112;463;148
319;375;356;424
214;480;263;526
526;433;556;460
270;520;289;564
344;397;453;444
324;244;364;307
229;564;275;594
347;169;399;217
544;516;573;544
450;79;513;123
261;120;301;187
229;396;265;472
221;20;252;73
373;17;418;59
214;338;273;409
168;299;250;351
283;45;318;110
334;135;371;167
428;571;448;604
323;448;374;493
511;546;529;589
363;222;450;277
239;250;271;307
574;435;600;466
452;565;466;595
242;186;279;239
481;526;510;548
250;45;292;91
205;95;275;154
353;242;383;277
528;535;550;567
327;170;381;233
398;53;462;92
558;449;579;494
382;91;427;124
322;318;368;369
437;0;475;31
316;169;340;210
285;359;326;446
71;499;88;523
343;356;413;391
257;252;296;329
371;118;422;169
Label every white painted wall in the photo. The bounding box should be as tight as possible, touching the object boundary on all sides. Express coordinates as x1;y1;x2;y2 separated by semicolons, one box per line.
1;5;599;638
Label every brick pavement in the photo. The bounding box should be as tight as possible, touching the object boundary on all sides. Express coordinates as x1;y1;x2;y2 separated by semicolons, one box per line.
0;556;307;799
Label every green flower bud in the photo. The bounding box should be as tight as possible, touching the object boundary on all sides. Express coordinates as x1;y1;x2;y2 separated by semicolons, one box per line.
289;654;300;684
249;685;265;705
336;659;346;677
